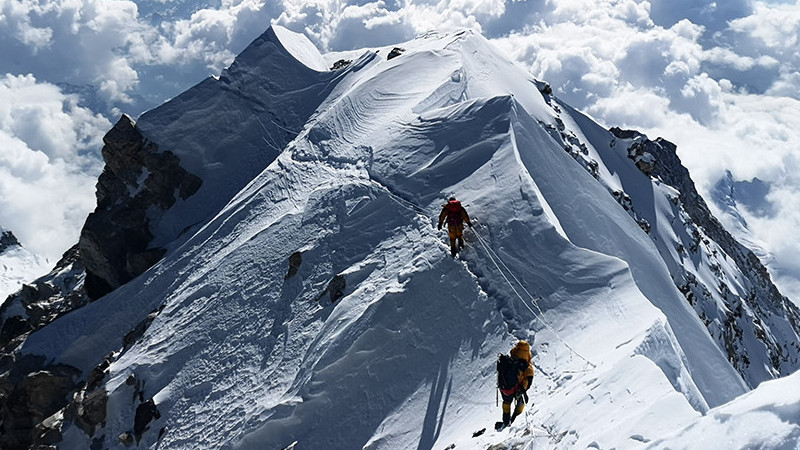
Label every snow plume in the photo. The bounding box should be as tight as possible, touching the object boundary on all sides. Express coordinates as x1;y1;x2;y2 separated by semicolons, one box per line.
0;74;107;259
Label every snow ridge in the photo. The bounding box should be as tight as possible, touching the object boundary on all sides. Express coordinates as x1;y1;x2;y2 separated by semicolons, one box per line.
5;27;800;450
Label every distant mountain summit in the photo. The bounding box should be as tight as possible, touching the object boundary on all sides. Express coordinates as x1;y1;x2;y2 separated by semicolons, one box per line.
1;26;799;449
0;227;50;303
0;228;21;252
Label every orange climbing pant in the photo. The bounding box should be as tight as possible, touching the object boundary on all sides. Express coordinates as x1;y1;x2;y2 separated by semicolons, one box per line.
448;223;464;240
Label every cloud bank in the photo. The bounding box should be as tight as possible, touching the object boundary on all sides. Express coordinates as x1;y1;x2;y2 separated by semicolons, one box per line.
0;73;108;257
1;0;799;299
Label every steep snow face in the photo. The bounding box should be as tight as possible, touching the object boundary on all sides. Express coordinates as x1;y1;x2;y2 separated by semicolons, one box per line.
651;369;800;449
552;110;800;388
271;25;330;72
133;25;341;250
19;29;759;450
504;106;749;408
0;227;49;302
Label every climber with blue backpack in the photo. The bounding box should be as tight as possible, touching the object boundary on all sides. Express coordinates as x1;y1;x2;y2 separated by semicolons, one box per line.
437;197;473;256
495;340;535;431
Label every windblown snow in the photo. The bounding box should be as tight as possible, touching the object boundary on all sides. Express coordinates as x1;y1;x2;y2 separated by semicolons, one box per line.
17;26;800;449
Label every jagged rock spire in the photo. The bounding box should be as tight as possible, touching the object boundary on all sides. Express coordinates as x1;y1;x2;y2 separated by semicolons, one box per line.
0;229;21;254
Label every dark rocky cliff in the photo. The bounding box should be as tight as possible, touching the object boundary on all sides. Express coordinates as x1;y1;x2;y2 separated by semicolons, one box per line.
79;114;202;300
0;25;340;448
0;115;203;449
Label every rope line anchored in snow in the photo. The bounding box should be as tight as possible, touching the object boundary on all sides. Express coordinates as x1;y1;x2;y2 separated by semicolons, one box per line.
382;189;429;217
379;188;596;372
270;118;302;135
471;227;596;372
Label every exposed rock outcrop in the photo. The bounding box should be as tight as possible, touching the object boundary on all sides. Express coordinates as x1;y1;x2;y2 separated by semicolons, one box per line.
122;306;164;351
610;127;657;175
387;47;405;60
15;307;164;449
0;230;21;254
0;246;87;449
0;114;203;449
30;356;110;447
0;25;336;449
133;398;161;444
0;245;87;354
330;59;352;71
284;251;303;280
316;274;346;303
79;115;202;300
0;355;81;450
609;127;800;385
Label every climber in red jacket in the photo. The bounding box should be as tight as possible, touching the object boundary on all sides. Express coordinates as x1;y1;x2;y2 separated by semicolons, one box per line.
437;197;472;256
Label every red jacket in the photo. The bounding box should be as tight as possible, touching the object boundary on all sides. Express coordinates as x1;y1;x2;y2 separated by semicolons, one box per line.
438;199;472;228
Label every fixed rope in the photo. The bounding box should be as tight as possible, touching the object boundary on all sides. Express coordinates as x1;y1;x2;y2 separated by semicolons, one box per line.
254;114;285;154
380;188;596;371
270;118;302;135
471;226;596;371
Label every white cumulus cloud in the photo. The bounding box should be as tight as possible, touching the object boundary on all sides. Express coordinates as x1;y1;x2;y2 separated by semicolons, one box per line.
0;74;108;259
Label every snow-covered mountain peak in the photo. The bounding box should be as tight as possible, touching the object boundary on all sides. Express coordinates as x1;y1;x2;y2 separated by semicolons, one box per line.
0;227;20;254
0;227;49;303
2;26;800;450
269;25;329;72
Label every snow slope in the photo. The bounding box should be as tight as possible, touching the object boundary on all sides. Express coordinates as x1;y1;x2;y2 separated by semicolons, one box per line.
132;25;340;248
16;27;800;450
0;227;49;303
651;369;800;449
